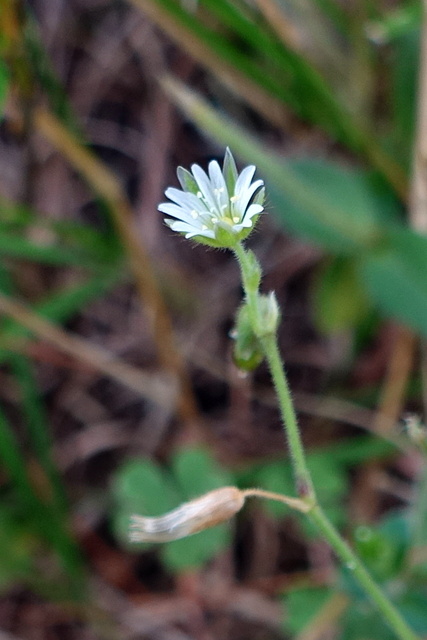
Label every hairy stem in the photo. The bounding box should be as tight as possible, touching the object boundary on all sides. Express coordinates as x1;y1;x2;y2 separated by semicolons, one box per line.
234;242;419;640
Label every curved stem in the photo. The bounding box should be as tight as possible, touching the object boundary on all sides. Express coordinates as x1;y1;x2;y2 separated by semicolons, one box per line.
242;488;312;512
234;242;420;640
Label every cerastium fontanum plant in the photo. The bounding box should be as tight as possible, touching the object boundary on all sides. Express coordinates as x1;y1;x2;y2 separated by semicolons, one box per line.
130;148;419;640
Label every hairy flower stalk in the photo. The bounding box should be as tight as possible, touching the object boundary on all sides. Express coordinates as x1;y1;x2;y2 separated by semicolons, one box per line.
144;149;419;640
158;147;265;248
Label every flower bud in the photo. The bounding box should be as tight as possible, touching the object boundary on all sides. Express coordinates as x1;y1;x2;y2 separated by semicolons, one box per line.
232;303;264;371
257;292;280;335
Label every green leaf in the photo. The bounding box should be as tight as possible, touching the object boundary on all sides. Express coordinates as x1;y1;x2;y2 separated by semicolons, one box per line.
284;586;333;634
113;458;177;512
172;447;233;499
398;591;427;633
353;524;403;582
11;356;67;515
270;159;398;253
112;458;179;549
162;521;231;572
313;256;371;333
0;231;99;267
0;507;36;589
341;605;395;640
358;226;427;337
389;24;420;168
0;59;9;119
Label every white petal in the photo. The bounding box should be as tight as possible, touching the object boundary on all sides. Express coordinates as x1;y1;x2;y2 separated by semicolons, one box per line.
244;203;264;220
235;180;264;217
191;165;221;215
158;203;203;226
165;187;207;212
233;222;251;232
187;228;216;239
208;161;229;210
166;220;200;234
166;219;216;240
234;165;256;199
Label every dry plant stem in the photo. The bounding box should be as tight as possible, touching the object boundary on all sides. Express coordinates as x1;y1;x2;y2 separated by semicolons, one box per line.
0;292;175;408
409;0;427;233
375;327;417;435
235;244;419;640
128;0;289;128
33;107;198;424
242;488;311;513
253;0;303;53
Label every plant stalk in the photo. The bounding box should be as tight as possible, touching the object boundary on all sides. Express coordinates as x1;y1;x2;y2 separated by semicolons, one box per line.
235;242;419;640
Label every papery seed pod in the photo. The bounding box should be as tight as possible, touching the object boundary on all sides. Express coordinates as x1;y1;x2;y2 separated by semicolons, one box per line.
129;486;245;543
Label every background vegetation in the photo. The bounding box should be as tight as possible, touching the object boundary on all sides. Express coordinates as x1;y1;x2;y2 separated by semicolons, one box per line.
0;0;427;638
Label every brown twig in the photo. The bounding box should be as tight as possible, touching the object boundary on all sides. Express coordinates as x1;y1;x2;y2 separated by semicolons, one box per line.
127;0;289;129
0;291;176;409
33;106;199;426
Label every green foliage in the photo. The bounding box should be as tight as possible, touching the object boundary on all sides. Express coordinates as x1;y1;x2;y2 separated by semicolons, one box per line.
313;256;371;333
0;57;9;117
269;159;400;253
283;509;427;639
240;436;394;531
354;513;409;583
0;198;121;268
0;506;37;590
284;586;334;634
112;447;235;571
357;227;427;336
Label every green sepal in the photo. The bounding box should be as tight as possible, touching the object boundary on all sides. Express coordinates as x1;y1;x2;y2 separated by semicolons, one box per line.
232;303;264;371
244;249;262;292
223;147;238;196
177;166;199;195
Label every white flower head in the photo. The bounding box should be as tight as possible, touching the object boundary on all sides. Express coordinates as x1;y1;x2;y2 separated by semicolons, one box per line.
158;148;265;248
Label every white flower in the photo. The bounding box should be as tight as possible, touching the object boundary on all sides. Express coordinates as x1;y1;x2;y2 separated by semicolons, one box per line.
158;148;265;248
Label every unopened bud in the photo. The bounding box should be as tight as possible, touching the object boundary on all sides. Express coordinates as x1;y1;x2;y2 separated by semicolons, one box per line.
232;303;264;371
257;292;280;335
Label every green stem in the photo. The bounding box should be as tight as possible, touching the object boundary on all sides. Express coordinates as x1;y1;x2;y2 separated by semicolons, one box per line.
310;505;419;640
233;243;261;333
260;333;314;499
234;242;419;640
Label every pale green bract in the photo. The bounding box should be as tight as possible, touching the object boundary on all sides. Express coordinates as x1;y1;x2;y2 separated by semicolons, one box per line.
158;148;265;248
